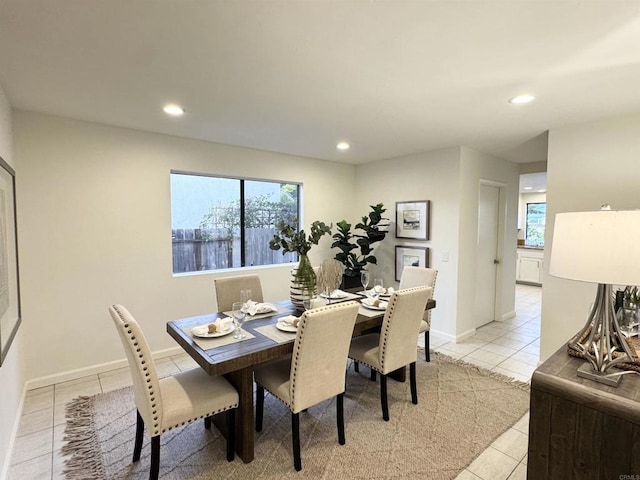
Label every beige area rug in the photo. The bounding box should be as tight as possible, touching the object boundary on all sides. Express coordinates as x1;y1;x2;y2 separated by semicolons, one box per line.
62;352;530;479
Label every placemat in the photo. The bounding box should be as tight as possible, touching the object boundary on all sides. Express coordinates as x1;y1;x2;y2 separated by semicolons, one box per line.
319;290;363;303
254;324;296;344
222;304;294;321
182;325;256;350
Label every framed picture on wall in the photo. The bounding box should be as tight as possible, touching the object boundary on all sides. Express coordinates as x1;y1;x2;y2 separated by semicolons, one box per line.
395;246;429;281
396;200;430;240
0;155;21;366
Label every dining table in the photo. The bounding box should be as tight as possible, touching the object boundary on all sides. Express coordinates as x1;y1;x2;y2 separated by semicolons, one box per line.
166;291;436;463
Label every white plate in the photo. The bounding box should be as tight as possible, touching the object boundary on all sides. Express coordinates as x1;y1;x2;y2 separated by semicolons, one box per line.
276;322;297;333
192;324;236;338
361;301;387;311
320;290;347;299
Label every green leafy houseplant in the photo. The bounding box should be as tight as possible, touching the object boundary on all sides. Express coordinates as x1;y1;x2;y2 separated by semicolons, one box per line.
331;203;389;284
269;219;332;296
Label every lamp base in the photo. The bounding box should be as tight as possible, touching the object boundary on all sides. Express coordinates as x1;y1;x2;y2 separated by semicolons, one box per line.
576;363;622;387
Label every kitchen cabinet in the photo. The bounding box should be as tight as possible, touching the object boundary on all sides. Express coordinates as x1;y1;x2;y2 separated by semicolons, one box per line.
516;248;543;285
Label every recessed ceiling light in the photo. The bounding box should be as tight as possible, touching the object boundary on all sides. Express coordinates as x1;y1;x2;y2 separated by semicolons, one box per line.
523;187;533;190
508;95;535;105
336;142;350;151
537;189;546;193
163;104;185;116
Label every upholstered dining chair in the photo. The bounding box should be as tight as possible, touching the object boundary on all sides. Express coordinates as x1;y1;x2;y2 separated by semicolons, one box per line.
254;301;360;471
214;274;264;312
399;266;438;361
348;286;431;421
108;305;239;480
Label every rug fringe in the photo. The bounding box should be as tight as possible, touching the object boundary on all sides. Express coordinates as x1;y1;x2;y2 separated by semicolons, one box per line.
61;395;107;480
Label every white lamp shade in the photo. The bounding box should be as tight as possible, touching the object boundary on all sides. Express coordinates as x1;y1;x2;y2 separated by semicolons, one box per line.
550;210;640;286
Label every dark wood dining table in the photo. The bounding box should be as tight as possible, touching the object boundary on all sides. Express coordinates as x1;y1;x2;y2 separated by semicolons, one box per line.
166;295;436;463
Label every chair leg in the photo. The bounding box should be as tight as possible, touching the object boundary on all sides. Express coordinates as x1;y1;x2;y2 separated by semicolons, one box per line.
133;409;144;462
410;362;418;405
425;331;431;362
226;409;235;462
204;416;212;429
380;374;389;421
292;412;302;471
336;393;345;445
150;435;160;480
370;368;376;382
256;385;264;432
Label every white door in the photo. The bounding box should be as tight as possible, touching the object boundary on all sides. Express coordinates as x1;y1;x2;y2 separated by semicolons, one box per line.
475;183;501;327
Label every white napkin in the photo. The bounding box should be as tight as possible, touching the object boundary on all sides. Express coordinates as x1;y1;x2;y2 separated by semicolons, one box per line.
243;301;278;316
324;289;348;299
367;287;395;296
277;315;300;328
362;298;388;309
191;317;233;336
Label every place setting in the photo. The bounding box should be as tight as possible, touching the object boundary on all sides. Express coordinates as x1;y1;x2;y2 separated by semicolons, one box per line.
188;300;256;348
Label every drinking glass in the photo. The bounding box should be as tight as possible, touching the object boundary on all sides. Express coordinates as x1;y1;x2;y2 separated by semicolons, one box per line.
232;302;247;339
240;289;252;309
373;278;384;298
303;297;312;312
361;271;370;294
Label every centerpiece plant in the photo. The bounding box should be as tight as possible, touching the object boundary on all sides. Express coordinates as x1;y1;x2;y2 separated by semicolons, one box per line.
269;219;332;308
331;203;389;289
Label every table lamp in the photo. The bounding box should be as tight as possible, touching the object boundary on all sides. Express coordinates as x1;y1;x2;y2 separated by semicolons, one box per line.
549;207;640;387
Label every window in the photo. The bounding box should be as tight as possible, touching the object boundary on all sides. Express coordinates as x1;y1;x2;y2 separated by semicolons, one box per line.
525;202;546;247
171;172;300;273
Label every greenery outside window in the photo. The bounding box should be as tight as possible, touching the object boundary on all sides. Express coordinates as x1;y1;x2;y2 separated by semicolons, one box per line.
171;172;300;273
525;202;546;247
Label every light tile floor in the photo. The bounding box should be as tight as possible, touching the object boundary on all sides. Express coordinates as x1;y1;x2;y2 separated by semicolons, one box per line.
8;284;541;480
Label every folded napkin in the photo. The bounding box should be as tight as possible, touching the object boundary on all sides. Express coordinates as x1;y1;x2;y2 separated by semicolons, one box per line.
323;289;348;299
362;298;389;309
191;317;234;336
277;315;300;328
367;287;395;296
243;301;278;316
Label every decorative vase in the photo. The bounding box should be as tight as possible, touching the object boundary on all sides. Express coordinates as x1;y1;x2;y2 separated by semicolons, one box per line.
290;254;317;311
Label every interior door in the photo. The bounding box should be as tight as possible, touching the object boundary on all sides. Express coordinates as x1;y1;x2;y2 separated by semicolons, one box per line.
475;183;500;327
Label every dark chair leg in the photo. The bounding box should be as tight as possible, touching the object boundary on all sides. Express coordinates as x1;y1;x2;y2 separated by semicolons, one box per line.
370;369;376;382
410;362;418;405
256;385;264;432
133;409;144;462
150;435;160;480
292;412;302;471
354;361;359;372
226;409;235;462
380;374;389;421
425;331;431;362
204;416;212;429
336;393;345;445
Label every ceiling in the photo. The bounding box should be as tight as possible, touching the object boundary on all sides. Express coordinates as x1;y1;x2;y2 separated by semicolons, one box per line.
1;1;640;165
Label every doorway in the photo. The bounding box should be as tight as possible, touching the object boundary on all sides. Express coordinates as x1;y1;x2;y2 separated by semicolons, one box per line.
475;182;504;328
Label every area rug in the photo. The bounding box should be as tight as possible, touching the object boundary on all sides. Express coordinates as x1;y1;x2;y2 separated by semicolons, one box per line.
62;351;530;479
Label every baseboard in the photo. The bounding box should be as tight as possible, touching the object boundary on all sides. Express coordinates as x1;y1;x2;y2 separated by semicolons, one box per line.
0;384;27;480
501;310;516;321
25;346;184;390
429;328;477;344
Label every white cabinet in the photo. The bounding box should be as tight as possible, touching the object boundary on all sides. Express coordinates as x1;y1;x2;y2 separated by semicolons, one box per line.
517;248;544;285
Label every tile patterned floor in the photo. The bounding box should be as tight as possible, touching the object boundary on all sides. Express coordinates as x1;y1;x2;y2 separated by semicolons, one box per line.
7;284;541;480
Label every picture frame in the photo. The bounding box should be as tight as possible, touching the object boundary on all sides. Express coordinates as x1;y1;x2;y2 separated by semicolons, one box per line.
395;200;430;240
395;246;429;281
0;155;21;366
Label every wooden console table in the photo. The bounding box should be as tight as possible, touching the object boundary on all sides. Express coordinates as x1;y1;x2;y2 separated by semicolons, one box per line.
528;346;640;479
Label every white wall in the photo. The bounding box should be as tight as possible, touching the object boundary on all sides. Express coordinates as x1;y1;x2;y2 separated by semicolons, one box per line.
14;111;357;383
541;112;640;361
458;147;519;336
0;86;25;479
355;147;461;340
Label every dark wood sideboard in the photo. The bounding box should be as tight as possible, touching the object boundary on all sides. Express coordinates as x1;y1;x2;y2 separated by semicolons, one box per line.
528;346;640;479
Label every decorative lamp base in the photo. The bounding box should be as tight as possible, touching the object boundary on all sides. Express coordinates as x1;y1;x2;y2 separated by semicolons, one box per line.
576;363;622;387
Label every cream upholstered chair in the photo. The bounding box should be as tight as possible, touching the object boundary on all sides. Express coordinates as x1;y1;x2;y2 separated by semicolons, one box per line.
254;301;360;471
214;274;264;312
348;286;431;421
109;305;239;480
399;266;438;361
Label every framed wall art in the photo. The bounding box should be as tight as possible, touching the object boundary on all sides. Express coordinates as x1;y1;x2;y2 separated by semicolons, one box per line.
396;200;430;240
0;155;20;366
395;246;429;281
